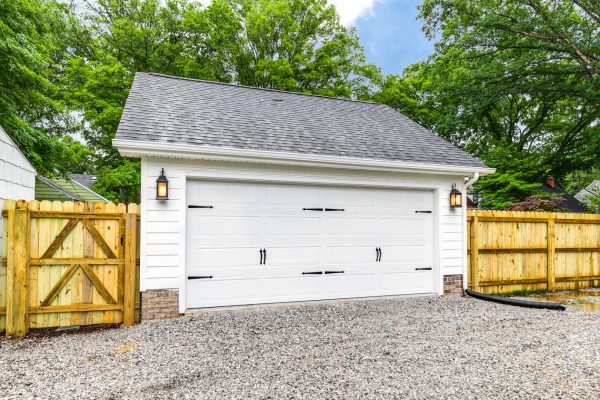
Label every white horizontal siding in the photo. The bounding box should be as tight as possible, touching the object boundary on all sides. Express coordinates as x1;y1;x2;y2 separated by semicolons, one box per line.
140;156;470;310
0;126;36;253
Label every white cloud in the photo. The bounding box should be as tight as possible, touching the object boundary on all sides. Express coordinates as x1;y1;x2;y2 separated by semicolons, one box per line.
328;0;382;26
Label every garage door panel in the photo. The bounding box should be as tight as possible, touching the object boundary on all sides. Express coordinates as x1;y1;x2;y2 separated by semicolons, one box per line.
193;216;262;236
266;216;320;235
325;188;375;208
187;276;261;305
377;190;433;210
188;247;260;270
189;182;262;206
378;245;431;265
266;186;320;206
326;246;377;265
326;217;375;235
324;272;376;295
265;274;321;298
378;217;431;236
378;271;434;293
265;246;321;267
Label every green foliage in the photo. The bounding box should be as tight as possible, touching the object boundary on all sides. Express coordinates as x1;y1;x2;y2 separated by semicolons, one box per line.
473;147;543;208
372;0;600;208
0;0;81;176
562;167;600;194
92;160;141;204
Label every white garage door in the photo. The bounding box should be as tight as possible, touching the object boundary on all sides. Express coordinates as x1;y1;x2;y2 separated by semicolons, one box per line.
186;181;434;308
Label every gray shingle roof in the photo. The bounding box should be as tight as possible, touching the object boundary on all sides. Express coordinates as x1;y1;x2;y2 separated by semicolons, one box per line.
115;73;486;168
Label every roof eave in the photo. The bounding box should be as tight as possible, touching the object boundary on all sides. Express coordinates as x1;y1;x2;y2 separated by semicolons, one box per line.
114;139;496;176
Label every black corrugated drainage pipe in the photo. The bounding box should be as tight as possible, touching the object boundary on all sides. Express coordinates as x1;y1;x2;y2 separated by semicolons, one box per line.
465;289;566;311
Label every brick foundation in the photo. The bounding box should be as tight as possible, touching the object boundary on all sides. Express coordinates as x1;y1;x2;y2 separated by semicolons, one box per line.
443;274;464;296
141;289;180;320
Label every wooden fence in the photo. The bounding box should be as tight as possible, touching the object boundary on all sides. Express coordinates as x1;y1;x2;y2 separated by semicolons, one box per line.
468;210;600;294
1;200;140;337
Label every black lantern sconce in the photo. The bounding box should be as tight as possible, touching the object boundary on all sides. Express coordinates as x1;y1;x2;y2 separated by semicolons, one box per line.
156;168;169;200
449;183;462;208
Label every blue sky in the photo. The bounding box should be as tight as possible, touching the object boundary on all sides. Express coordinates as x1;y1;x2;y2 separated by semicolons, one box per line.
329;0;433;75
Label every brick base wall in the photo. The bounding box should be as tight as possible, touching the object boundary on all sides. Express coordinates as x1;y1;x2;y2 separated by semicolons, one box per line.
443;274;464;296
141;289;180;320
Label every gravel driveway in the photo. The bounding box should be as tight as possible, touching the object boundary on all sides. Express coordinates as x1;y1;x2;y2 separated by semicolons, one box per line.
1;296;599;400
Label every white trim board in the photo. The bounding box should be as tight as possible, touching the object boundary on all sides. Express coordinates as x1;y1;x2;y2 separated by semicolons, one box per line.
114;139;496;177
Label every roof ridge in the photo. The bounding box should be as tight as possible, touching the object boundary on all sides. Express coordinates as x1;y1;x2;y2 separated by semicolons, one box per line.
143;72;385;106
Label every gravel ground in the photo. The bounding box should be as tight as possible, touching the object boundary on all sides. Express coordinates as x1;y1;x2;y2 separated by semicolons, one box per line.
1;296;599;400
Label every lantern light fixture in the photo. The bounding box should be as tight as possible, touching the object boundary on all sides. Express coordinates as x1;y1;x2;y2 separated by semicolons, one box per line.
449;183;462;208
156;168;169;200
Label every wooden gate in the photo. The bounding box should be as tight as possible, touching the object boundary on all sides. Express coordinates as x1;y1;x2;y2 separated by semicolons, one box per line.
1;200;140;337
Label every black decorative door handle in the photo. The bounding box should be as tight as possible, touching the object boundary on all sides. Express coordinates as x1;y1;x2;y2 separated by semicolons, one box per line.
259;249;264;265
324;208;345;212
324;271;345;274
188;276;213;280
414;267;432;271
263;248;267;265
302;271;323;275
302;207;324;211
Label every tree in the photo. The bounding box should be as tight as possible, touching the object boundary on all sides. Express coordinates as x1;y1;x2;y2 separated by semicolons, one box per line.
228;0;377;97
92;160;141;204
374;0;599;208
0;0;84;176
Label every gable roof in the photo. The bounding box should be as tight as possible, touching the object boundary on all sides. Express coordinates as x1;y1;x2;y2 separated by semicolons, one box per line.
36;176;109;203
114;73;491;173
70;173;97;189
575;180;600;204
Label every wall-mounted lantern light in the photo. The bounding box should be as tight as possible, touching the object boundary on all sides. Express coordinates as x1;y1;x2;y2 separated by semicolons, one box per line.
156;168;169;200
449;183;462;208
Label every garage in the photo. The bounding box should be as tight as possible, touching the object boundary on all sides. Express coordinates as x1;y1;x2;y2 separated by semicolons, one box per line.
186;180;434;308
113;72;494;314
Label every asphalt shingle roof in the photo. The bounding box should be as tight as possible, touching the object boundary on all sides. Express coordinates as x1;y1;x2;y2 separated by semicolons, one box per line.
115;73;486;168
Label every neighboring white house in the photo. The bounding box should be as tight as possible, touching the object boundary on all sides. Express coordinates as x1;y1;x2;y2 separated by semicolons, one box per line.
0;124;36;250
575;180;599;210
114;73;495;314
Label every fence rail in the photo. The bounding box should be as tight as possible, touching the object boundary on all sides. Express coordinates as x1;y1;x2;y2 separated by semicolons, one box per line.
467;210;600;294
1;200;140;337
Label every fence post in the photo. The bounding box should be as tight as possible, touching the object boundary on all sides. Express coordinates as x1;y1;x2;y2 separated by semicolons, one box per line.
470;214;479;291
547;216;556;292
123;212;137;326
6;200;30;337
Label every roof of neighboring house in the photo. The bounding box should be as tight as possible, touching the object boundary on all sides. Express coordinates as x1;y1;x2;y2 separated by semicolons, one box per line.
114;72;487;170
70;173;97;189
36;176;109;203
575;180;599;204
537;181;587;213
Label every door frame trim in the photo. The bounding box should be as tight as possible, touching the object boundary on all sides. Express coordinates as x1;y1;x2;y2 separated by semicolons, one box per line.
182;170;444;311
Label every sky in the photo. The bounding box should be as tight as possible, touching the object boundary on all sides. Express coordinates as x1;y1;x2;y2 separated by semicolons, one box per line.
328;0;433;75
